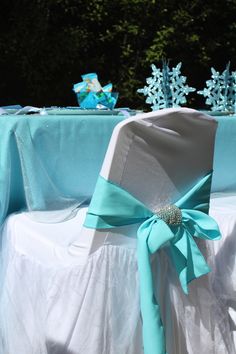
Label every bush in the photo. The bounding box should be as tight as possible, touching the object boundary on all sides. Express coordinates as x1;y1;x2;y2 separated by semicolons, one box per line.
0;0;236;110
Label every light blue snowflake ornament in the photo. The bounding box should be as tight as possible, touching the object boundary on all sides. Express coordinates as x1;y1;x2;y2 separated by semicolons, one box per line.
198;62;236;112
137;62;195;110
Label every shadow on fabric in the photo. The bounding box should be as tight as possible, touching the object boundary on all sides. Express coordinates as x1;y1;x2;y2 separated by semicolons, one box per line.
46;341;76;354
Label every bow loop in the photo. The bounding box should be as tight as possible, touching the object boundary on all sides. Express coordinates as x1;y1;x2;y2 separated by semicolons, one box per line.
137;215;175;254
136;205;220;294
165;208;220;294
182;209;221;240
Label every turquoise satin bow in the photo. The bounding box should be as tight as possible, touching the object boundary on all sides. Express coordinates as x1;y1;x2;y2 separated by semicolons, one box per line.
84;172;221;354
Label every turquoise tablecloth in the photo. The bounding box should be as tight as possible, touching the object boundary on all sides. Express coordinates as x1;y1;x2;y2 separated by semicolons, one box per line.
212;116;236;192
0;112;235;224
0;113;124;224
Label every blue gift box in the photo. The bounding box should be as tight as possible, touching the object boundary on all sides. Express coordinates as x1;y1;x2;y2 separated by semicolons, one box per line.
76;91;118;109
73;73;118;110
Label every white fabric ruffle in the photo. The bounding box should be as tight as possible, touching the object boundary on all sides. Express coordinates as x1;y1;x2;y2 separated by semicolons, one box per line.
0;215;142;354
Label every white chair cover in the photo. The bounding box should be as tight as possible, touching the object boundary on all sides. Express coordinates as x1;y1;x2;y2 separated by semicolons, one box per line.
0;108;234;354
209;193;236;346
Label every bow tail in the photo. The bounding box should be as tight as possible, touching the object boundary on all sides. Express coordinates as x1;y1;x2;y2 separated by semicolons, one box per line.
137;235;166;354
137;217;173;354
168;229;211;294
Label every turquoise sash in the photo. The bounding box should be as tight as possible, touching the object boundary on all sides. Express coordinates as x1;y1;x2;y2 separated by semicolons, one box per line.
84;172;221;354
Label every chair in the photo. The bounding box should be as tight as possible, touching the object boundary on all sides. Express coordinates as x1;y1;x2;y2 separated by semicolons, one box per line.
0;108;233;354
209;193;236;346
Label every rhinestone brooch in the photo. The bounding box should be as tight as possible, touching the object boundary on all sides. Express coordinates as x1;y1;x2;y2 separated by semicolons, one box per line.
156;205;182;225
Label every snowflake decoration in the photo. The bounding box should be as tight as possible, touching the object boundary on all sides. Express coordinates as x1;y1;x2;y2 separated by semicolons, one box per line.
137;62;195;110
197;62;236;112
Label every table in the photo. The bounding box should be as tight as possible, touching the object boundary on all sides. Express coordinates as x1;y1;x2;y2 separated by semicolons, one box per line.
0;111;235;225
0;112;124;224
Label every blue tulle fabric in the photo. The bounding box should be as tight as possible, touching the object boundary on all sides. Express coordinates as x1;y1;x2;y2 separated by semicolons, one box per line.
0;113;123;225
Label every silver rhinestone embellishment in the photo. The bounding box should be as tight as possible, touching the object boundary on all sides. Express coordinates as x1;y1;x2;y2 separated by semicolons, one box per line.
156;205;182;225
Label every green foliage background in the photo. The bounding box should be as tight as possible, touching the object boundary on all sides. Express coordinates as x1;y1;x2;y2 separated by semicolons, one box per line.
0;0;236;110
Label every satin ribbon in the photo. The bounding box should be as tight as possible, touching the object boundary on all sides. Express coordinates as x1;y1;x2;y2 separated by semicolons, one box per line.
84;172;221;354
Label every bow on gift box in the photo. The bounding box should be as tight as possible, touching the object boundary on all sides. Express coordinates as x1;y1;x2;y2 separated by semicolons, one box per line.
84;172;221;354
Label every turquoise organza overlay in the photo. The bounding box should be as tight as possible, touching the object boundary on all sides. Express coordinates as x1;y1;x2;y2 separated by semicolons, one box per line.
84;173;221;354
